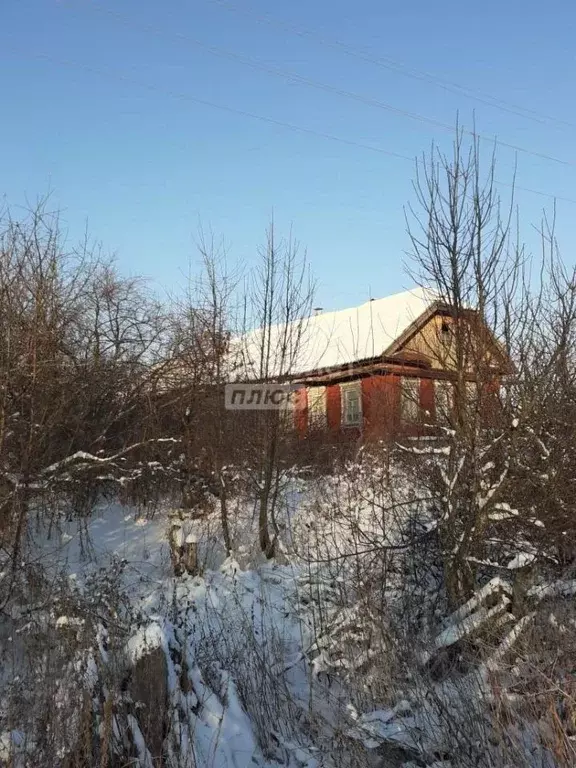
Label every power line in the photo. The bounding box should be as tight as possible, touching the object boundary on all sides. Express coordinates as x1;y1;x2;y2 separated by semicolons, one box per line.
80;2;576;170
210;0;576;133
22;48;414;162
10;46;576;206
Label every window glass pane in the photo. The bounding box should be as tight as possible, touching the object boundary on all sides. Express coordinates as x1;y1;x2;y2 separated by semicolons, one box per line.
465;381;478;407
435;380;453;423
308;386;326;427
401;378;420;422
341;382;362;426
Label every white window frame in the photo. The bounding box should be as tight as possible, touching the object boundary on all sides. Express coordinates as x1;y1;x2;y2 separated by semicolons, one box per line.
340;381;362;427
435;380;454;423
465;381;478;410
307;386;327;428
400;377;421;423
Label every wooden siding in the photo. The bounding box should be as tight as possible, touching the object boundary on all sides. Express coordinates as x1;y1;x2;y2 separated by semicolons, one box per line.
293;386;307;438
420;377;435;421
395;313;456;370
362;374;399;440
326;382;341;432
399;312;505;373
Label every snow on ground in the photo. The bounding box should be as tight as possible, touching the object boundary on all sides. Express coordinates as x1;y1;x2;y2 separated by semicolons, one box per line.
29;501;172;596
6;464;425;767
6;461;559;767
130;562;326;768
19;491;351;767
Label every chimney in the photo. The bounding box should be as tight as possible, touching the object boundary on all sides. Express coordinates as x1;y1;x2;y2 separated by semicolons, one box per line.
313;307;323;316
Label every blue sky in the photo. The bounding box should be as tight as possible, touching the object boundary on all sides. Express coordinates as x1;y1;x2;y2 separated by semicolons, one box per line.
1;0;575;308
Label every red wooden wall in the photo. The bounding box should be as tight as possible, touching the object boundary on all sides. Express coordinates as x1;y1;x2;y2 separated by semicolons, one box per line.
293;386;307;438
420;378;435;423
295;374;502;440
362;374;399;440
326;383;341;431
297;373;446;441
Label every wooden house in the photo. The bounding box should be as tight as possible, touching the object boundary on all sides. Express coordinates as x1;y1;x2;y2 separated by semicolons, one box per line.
236;287;511;441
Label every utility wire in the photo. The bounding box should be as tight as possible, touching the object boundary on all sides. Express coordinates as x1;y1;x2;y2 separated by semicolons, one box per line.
10;46;576;205
21;48;414;162
210;0;576;133
81;2;576;170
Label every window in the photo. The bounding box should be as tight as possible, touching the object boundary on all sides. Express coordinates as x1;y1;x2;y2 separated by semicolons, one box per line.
401;377;420;422
341;381;362;426
435;380;453;423
280;386;298;428
440;321;452;339
465;381;478;411
307;386;327;428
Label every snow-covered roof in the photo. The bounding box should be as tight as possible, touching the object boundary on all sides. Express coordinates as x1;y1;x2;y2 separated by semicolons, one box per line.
236;287;440;378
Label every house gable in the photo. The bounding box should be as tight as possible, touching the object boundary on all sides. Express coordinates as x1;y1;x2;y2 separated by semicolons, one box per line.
385;307;511;375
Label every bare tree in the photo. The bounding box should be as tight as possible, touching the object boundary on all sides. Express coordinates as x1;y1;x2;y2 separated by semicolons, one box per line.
0;202;168;611
238;222;314;557
404;128;529;605
166;228;240;553
506;214;576;566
